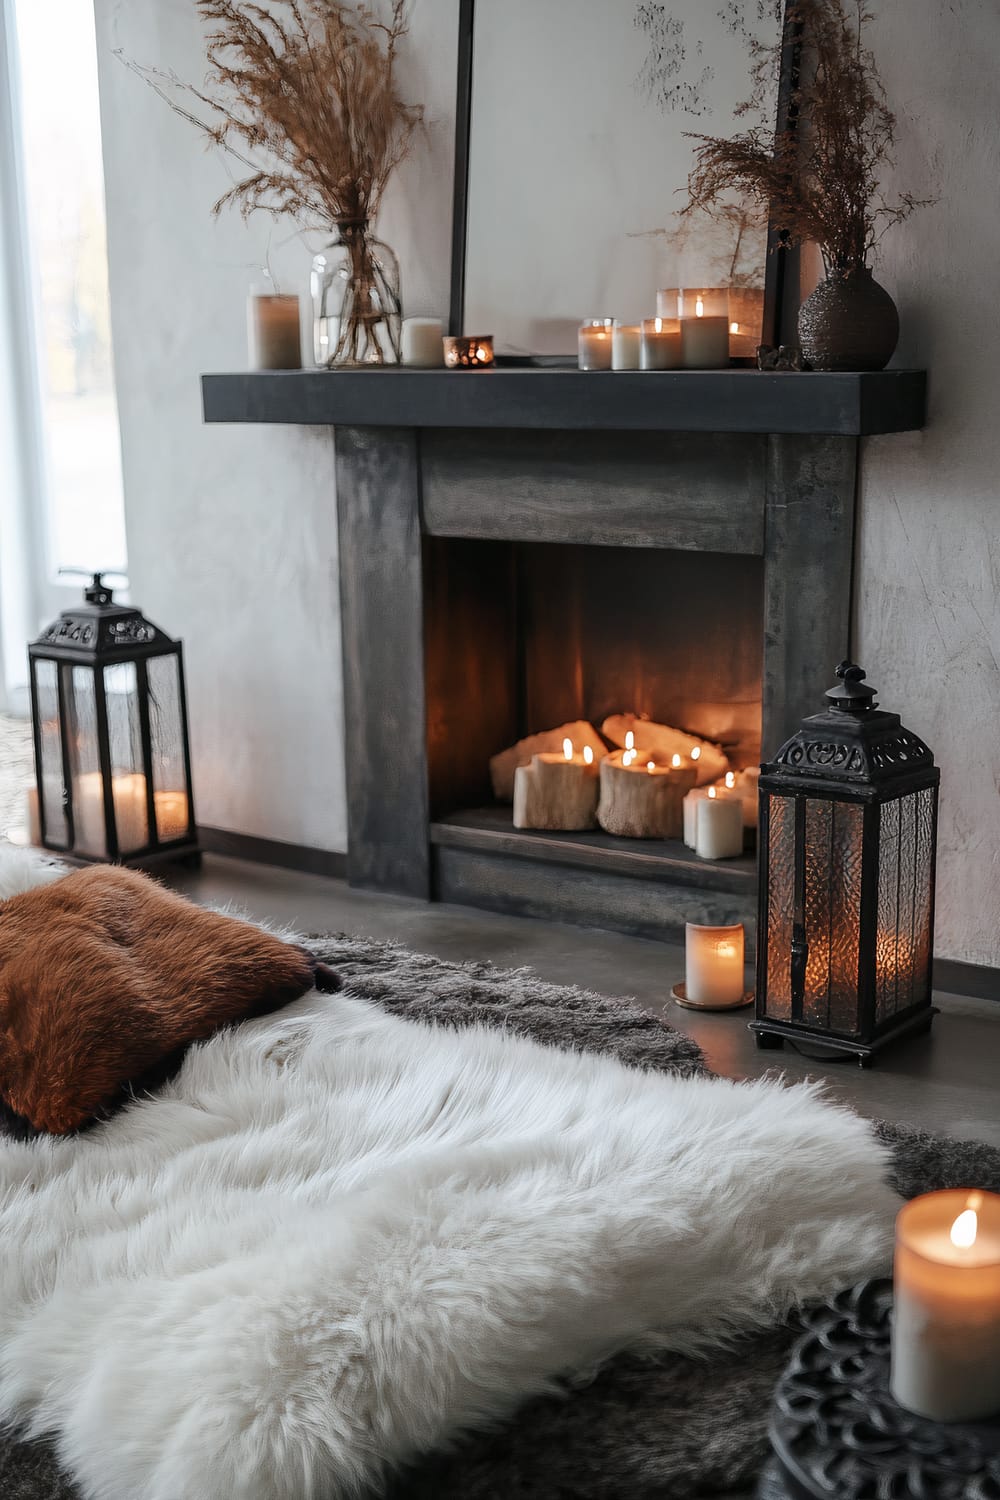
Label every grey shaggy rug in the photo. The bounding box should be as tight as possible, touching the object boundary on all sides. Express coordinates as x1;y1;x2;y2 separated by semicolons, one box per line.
2;935;1000;1500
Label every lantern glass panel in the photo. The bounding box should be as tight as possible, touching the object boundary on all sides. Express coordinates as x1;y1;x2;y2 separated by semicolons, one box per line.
876;788;935;1023
104;661;149;855
68;665;106;858
803;798;863;1034
764;793;795;1020
34;658;67;847
147;654;190;841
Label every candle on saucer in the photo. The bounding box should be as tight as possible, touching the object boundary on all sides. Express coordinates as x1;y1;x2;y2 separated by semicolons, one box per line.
682;923;746;1008
640;317;681;370
680;288;730;369
611;321;641;370
695;786;743;859
578;319;614;371
401;317;444;367
891;1189;1000;1422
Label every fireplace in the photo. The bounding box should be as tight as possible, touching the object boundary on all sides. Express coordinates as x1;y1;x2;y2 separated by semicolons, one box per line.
201;365;927;944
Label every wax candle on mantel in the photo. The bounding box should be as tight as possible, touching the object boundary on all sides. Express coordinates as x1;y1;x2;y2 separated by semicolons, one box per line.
680;288;730;369
247;288;302;370
694;785;743;859
640;317;681;370
611;321;641;370
683;923;746;1008
401;317;444;367
891;1188;1000;1423
578;319;614;371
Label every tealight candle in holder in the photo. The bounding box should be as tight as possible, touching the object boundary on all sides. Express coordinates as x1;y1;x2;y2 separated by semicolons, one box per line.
578;319;614;371
891;1189;1000;1423
640;317;681;371
680;287;730;369
611;321;641;370
513;738;600;830
674;922;750;1010
443;335;494;368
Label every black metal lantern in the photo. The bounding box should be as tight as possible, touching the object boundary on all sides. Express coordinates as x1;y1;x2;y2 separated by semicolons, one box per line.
28;574;198;864
751;662;939;1065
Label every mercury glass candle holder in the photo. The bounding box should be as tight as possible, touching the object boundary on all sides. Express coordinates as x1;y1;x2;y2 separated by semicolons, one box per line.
443;335;495;368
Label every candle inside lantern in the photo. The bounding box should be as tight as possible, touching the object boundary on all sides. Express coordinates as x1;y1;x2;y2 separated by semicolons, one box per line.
611;321;641;370
578;319;614;371
247;290;302;370
74;770;149;856
683;922;746;1007
153;788;191;840
694;785;744;860
640;316;681;371
891;1189;1000;1423
680;288;730;369
401;317;444;367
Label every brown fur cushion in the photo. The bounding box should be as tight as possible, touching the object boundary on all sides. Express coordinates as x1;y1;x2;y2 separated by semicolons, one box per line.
0;866;326;1135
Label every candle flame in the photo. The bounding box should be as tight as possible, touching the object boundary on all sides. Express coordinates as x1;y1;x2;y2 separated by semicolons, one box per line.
562;738;573;761
695;297;704;317
647;760;655;773
653;317;663;334
708;787;717;799
725;771;736;789
690;746;701;762
716;942;736;959
625;730;635;750
671;753;681;768
730;321;740;334
583;745;594;765
950;1191;984;1249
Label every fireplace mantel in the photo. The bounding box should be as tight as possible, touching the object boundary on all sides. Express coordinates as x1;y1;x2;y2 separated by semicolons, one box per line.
201;367;927;942
202;367;926;436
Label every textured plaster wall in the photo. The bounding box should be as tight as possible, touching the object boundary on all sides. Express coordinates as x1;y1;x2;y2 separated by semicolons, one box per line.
95;1;998;962
857;0;1000;964
93;0;457;852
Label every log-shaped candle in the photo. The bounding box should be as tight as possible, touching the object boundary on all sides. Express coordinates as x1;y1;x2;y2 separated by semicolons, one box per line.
598;750;696;839
491;721;606;801
601;714;728;788
513;739;599;831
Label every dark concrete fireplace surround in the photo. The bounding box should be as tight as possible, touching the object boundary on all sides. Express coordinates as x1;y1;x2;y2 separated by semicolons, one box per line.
203;368;926;945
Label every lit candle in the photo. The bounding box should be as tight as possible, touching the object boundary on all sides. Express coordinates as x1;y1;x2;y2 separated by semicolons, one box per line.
694;786;743;859
891;1189;1000;1422
640;317;681;371
247;290;302;370
401;317;444;368
597;750;695;839
26;783;40;846
153;789;190;840
680;287;730;369
611;321;641;370
73;771;150;856
683;922;746;1008
513;739;601;830
578;319;614;371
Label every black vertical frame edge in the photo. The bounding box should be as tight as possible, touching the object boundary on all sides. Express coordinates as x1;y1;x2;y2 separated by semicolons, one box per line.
762;3;804;348
448;0;475;337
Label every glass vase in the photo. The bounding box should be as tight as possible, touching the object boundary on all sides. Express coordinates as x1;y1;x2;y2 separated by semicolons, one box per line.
311;220;402;367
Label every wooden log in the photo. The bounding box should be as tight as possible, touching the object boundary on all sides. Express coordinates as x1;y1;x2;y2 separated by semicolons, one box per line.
597;751;697;839
601;714;729;788
513;753;600;831
490;721;606;801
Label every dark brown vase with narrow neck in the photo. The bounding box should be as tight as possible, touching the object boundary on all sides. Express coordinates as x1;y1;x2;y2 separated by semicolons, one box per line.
797;264;899;372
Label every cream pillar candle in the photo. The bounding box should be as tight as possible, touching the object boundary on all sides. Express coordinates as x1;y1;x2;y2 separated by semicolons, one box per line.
682;786;710;848
683;923;746;1007
694;787;743;859
611;322;641;370
247;291;302;370
578;320;614;370
891;1189;1000;1422
513;740;600;830
153;789;190;841
74;771;149;855
680;288;730;369
597;751;694;839
640;317;681;370
401;317;444;367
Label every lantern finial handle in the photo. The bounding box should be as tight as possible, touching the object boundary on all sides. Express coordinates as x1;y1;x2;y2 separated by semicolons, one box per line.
826;661;878;713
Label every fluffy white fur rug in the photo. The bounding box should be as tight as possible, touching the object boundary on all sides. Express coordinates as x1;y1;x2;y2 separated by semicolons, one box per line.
0;845;899;1500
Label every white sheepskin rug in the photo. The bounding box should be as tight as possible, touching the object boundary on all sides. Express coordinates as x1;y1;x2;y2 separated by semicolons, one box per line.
0;846;899;1500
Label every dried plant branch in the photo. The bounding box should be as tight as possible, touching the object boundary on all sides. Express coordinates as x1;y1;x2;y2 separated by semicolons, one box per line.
683;0;929;271
120;0;422;231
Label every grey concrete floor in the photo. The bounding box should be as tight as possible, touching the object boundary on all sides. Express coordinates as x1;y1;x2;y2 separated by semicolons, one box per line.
168;854;1000;1148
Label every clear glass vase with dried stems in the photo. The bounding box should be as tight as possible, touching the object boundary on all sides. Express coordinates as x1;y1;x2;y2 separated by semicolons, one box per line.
311;219;402;368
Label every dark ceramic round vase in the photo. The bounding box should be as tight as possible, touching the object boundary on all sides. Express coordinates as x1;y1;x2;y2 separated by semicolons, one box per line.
797;266;899;372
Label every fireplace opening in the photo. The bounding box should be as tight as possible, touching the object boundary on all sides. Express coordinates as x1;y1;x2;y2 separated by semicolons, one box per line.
424;536;763;842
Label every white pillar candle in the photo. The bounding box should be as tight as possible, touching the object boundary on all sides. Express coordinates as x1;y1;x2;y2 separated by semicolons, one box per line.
640;317;681;370
74;771;149;856
684;923;746;1007
695;788;743;859
682;786;710;848
891;1189;1000;1423
611;322;641;370
401;317;444;367
680;288;730;369
578;320;614;370
247;291;302;370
